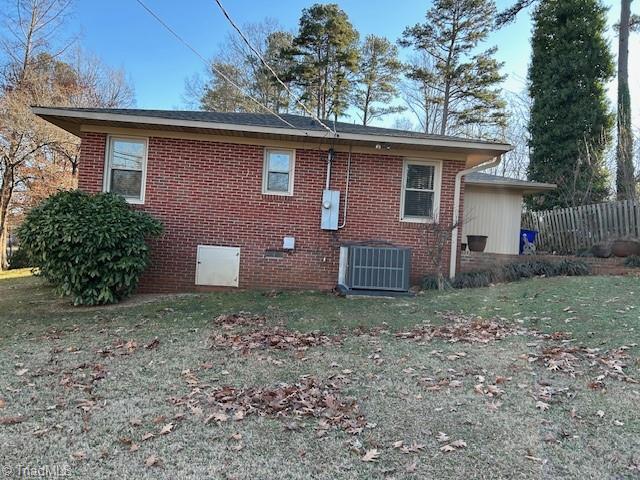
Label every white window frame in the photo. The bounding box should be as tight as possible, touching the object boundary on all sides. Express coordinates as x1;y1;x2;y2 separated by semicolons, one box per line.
103;135;149;205
262;148;295;196
400;158;442;223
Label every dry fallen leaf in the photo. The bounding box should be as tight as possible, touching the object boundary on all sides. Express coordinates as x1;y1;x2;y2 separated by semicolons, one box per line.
436;432;450;443
450;439;467;448
205;411;229;423
0;398;5;409
129;417;143;427
233;410;245;421
15;368;28;377
144;455;161;467
71;451;86;461
596;410;605;418
159;423;174;435
393;440;404;449
362;449;380;462
141;432;154;442
536;401;550;411
440;444;457;453
0;415;25;425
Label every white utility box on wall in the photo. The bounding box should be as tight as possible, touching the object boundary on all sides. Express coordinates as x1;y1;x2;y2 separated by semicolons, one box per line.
195;245;240;287
321;189;340;230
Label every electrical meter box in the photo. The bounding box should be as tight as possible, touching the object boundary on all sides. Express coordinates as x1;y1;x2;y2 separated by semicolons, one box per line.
320;189;340;230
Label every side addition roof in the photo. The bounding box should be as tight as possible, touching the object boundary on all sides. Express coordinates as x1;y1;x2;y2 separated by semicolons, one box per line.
465;172;556;193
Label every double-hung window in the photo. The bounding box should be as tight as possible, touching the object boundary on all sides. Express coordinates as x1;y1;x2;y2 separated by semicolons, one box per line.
401;160;441;222
104;137;148;204
263;149;294;195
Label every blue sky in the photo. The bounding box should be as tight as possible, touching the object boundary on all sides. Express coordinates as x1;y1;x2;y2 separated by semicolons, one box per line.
71;0;637;126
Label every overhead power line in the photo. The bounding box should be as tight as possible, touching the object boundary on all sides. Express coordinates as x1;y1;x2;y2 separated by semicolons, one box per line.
133;0;301;131
212;0;336;136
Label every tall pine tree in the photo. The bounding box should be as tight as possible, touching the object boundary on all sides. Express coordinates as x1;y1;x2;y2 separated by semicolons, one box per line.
353;35;404;126
285;4;359;121
527;0;614;209
400;0;506;136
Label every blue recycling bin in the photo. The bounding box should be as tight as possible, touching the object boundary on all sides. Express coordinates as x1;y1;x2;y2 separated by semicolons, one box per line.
519;229;537;254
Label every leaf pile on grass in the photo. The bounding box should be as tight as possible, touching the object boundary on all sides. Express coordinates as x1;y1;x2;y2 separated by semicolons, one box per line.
528;345;638;384
395;314;526;344
171;374;367;435
213;312;268;328
210;326;340;352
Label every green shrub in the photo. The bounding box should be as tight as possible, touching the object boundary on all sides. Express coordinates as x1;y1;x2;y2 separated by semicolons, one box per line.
452;270;494;289
421;275;440;290
421;274;451;290
555;259;591;276
501;259;559;282
17;191;162;305
449;258;590;290
8;248;31;269
624;255;640;268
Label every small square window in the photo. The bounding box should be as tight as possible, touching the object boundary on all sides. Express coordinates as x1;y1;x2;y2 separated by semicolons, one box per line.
104;137;148;204
263;149;294;195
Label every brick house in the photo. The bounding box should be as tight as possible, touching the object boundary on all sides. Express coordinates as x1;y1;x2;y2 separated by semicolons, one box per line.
33;107;512;293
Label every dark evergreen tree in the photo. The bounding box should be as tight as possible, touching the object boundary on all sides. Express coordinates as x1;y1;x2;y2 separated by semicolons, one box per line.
353;35;405;126
285;3;359;121
527;0;614;209
616;0;638;200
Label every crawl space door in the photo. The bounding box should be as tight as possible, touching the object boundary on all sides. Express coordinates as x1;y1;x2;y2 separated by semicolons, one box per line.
195;245;240;287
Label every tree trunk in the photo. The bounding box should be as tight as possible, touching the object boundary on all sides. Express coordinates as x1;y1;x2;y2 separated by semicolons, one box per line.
616;0;636;200
0;167;14;270
0;220;8;271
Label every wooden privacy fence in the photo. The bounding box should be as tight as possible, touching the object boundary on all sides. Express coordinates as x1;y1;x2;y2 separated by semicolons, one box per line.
522;200;640;254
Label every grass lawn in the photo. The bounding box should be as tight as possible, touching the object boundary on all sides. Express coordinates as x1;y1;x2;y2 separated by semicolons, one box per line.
1;270;639;479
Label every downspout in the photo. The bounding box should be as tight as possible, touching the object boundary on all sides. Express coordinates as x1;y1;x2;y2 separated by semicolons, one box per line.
338;145;352;229
449;154;503;279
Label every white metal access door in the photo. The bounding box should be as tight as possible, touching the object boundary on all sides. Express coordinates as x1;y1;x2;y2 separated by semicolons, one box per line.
195;245;240;287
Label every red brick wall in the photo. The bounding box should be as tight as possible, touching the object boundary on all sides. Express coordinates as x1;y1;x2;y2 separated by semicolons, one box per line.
78;132;467;292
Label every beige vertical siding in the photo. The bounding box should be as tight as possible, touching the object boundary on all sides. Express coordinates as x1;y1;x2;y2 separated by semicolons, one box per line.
462;185;524;255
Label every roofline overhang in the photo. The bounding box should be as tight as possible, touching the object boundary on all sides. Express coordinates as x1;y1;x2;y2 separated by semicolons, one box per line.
465;178;557;193
32;107;513;164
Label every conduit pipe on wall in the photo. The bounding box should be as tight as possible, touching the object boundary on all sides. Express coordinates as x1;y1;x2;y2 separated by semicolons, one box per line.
338;145;352;229
325;148;334;190
448;154;503;279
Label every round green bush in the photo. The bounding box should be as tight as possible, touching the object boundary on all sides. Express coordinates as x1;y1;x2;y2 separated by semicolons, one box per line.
17;191;163;305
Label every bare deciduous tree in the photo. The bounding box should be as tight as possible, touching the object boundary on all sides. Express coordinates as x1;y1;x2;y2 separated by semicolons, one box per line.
422;217;462;290
0;0;135;269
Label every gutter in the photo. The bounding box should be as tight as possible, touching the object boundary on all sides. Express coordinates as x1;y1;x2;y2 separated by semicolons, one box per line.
448;154;503;279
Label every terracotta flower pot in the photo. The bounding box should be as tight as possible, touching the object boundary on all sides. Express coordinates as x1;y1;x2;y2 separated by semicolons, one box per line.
467;235;488;253
611;239;640;257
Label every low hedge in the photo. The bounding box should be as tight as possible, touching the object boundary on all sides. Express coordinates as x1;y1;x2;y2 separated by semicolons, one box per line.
422;258;591;291
624;255;640;268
